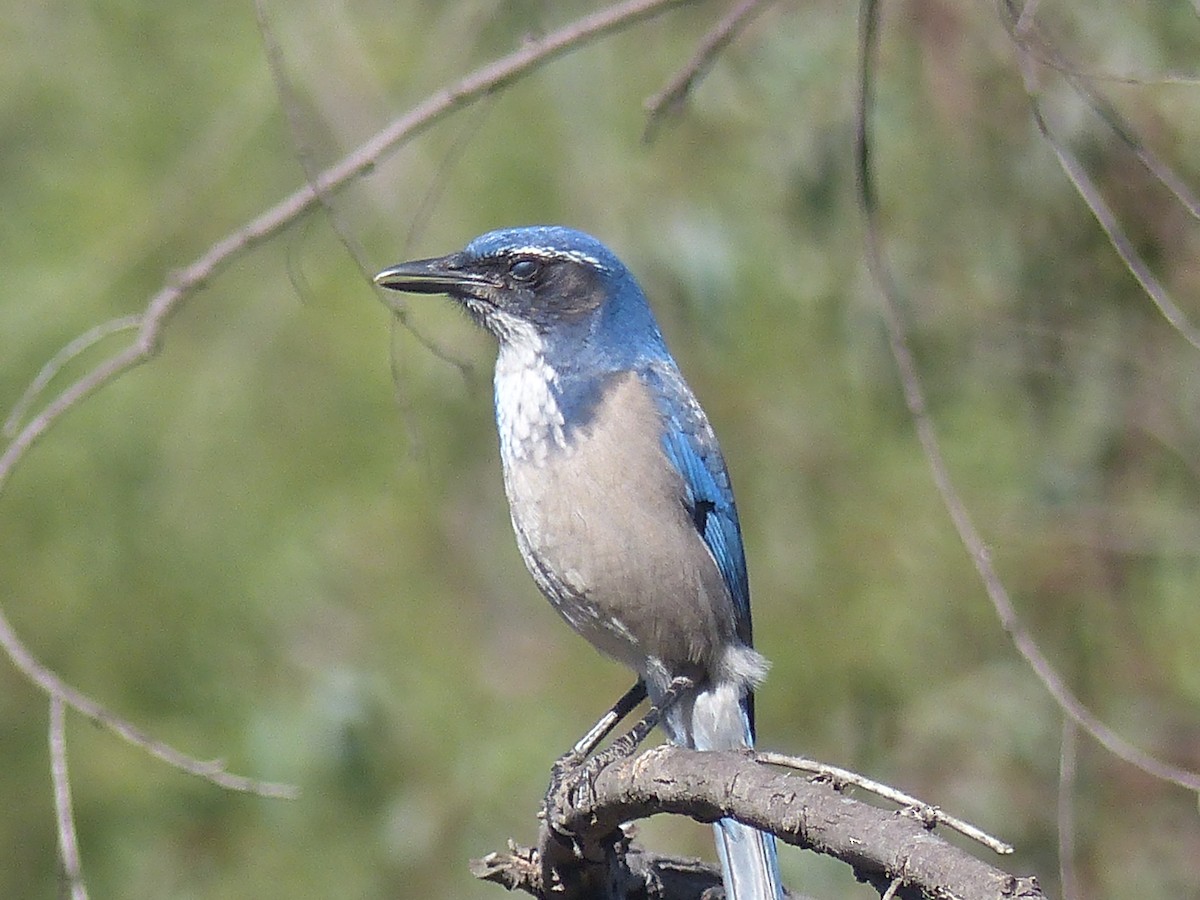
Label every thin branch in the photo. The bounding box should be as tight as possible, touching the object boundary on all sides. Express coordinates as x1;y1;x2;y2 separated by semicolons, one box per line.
474;839;729;900
3;314;141;439
402;98;496;257
1005;2;1200;88
0;0;695;499
253;0;368;277
1012;82;1200;354
1001;1;1200;349
758;751;1013;855
643;0;775;140
254;0;475;383
387;98;496;454
49;696;88;900
0;605;297;799
854;0;1200;792
253;0;478;462
1057;718;1081;900
1077;87;1200;222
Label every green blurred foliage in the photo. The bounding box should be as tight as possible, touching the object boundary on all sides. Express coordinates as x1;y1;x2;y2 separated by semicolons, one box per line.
1;0;1198;897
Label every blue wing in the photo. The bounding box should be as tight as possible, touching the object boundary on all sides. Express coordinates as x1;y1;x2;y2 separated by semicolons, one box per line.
642;363;752;645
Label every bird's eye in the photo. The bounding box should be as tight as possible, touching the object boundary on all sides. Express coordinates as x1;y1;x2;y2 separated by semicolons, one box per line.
509;258;541;282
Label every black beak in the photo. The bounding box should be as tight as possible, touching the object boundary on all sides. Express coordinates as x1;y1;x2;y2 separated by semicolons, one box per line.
373;253;494;296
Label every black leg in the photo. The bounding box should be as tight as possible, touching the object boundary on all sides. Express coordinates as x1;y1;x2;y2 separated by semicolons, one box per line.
597;674;693;763
547;680;646;807
569;680;648;760
549;675;694;813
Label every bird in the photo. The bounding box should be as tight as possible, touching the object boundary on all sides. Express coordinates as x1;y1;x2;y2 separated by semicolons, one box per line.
374;225;783;900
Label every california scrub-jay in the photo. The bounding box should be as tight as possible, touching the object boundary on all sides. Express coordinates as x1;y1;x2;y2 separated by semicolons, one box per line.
375;225;783;900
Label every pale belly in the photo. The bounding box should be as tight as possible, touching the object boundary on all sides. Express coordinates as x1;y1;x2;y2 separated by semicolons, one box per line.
499;375;737;678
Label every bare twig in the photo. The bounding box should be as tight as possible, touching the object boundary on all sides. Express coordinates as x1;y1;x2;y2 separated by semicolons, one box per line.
387;98;496;452
1057;718;1080;900
758;751;1013;855
1001;1;1200;355
1008;3;1200;87
3;314;141;439
643;0;775;140
1;0;695;499
254;0;476;382
1065;73;1200;221
402;98;496;257
1019;85;1200;353
253;0;370;273
50;696;88;900
0;606;298;798
855;0;1200;792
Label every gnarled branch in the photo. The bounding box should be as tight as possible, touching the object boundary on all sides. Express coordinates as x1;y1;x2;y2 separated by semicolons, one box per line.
476;745;1045;900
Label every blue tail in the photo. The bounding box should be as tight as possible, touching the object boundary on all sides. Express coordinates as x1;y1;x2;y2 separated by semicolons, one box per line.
714;816;783;900
670;682;784;900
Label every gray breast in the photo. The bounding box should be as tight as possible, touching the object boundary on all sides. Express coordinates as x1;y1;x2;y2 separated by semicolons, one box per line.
500;371;739;681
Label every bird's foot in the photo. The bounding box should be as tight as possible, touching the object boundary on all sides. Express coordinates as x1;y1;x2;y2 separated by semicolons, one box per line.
543;675;694;827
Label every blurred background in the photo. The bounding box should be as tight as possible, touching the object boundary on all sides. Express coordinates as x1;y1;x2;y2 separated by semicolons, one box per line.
2;0;1198;897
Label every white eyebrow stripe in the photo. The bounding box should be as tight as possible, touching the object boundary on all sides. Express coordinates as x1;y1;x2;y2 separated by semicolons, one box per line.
501;246;606;268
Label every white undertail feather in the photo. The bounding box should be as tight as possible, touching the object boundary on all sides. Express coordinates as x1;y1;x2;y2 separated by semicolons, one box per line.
689;683;784;900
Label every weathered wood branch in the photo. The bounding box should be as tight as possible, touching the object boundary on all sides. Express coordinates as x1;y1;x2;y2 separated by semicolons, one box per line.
473;745;1046;900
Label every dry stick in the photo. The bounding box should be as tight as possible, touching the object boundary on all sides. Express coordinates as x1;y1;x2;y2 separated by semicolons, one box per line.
3;314;141;439
0;605;297;798
1003;13;1200;355
1063;72;1200;221
534;744;1045;900
1006;1;1200;88
0;0;696;794
254;0;366;297
855;0;1200;793
402;98;497;263
253;0;475;380
643;0;775;140
1004;16;1200;278
50;696;88;900
1057;719;1080;900
388;99;497;454
253;0;369;272
758;752;1013;855
252;0;477;464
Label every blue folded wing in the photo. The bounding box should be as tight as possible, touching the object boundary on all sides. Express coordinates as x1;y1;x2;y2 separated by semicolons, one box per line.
643;364;751;643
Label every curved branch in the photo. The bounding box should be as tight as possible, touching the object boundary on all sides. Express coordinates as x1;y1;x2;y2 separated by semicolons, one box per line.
0;0;695;499
643;0;775;140
1001;0;1200;353
855;0;1200;794
0;605;297;799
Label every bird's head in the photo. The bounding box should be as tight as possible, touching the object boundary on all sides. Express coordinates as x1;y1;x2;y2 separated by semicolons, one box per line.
374;226;665;370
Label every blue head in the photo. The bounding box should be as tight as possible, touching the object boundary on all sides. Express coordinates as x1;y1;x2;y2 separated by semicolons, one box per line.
374;226;668;376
